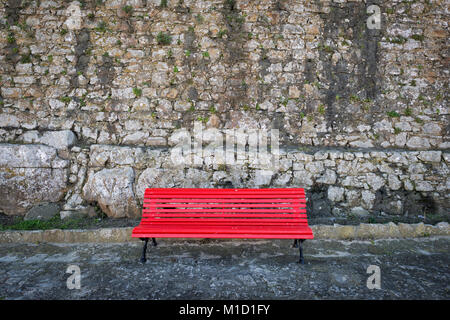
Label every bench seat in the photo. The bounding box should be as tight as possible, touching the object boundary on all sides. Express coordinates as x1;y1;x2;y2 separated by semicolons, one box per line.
132;224;315;239
132;188;314;263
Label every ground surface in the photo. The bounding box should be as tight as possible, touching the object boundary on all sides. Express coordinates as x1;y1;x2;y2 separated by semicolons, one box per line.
0;237;448;300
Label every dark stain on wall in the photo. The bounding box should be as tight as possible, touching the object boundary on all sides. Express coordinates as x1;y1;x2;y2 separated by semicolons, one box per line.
316;0;381;129
71;28;91;88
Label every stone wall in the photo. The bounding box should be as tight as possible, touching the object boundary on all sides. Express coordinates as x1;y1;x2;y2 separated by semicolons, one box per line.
0;0;448;222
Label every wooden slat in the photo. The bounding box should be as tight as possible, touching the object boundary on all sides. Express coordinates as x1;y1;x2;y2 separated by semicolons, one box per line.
144;198;306;203
142;213;307;218
139;219;308;225
133;188;313;240
132;225;314;239
143;203;305;208
146;188;305;193
132;233;314;239
133;224;312;234
145;195;305;199
142;209;303;214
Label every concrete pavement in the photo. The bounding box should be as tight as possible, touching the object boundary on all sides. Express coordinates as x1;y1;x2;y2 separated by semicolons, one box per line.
0;237;449;299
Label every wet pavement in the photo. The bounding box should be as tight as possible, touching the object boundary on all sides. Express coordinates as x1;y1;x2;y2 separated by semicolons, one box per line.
0;237;449;299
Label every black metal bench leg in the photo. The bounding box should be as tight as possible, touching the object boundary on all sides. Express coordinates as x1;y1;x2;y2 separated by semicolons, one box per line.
298;239;305;264
140;238;149;264
152;238;157;246
292;239;298;248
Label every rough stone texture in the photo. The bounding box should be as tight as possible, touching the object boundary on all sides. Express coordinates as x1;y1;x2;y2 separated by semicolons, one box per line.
82;167;140;218
0;0;448;221
24;202;60;221
19;130;77;150
0;144;68;215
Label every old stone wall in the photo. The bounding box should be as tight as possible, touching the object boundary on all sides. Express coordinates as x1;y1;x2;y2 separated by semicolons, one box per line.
0;0;448;222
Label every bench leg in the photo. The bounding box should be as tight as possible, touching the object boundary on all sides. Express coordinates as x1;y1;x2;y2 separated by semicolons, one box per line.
140;238;149;263
152;238;157;246
292;239;298;248
298;239;305;264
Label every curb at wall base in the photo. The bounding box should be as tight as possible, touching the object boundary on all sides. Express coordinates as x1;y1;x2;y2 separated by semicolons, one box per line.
0;222;448;243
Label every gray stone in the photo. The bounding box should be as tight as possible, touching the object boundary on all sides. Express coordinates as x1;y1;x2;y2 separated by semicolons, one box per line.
418;151;442;163
406;137;431;149
305;161;324;174
395;122;411;131
156;99;173;113
349;140;374;148
60;210;87;220
0;144;65;168
415;181;434;192
0;114;20;128
40;130;77;150
212;171;229;184
136;168;186;202
82;167;140;218
395;132;408;147
0;144;69;215
342;176;364;188
361;190;376;210
388;174;402;190
422;123;441;135
89;145;159;169
24;203;60;221
184;169;213;188
317;169;337;184
251;170;274;187
408;163;426;174
345;190;361;207
314;151;328;160
273;172;292;186
292;170;314;186
327;186;345;202
366;173;385;191
146;137;166;146
111;88;135;99
0;168;68;215
122;132;149;145
351;207;369;216
174;101;191;112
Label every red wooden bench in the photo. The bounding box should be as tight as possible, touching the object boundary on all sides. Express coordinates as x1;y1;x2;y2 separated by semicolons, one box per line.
132;188;314;264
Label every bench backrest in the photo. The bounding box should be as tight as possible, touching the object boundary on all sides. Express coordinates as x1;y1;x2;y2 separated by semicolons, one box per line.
142;188;308;226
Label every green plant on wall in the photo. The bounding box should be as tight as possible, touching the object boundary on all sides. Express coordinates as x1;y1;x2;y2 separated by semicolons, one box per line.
95;21;107;33
387;111;400;118
318;104;325;115
197;115;209;123
157;32;172;45
133;87;142;97
122;5;133;14
21;54;31;63
7;33;15;44
60;96;71;104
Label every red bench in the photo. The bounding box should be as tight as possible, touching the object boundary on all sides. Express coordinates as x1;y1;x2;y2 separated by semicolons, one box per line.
132;188;314;264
